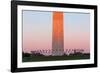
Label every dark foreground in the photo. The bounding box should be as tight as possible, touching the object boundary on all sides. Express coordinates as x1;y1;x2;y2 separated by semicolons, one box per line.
22;54;90;62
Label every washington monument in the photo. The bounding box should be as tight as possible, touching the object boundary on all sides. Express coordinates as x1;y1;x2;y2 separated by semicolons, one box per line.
52;12;64;56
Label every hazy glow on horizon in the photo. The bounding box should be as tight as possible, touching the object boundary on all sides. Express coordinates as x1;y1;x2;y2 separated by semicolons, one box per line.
22;10;90;53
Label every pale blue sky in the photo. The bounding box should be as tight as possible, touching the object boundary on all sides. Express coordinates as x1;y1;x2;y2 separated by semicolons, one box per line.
64;12;90;33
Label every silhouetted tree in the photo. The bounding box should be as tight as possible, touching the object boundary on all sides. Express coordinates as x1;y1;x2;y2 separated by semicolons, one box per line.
22;52;31;57
31;51;44;56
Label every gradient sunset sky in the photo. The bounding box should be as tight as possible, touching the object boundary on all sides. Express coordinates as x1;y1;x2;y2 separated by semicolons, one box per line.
22;10;90;53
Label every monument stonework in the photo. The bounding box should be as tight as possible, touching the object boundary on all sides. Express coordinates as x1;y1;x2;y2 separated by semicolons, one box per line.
52;12;64;56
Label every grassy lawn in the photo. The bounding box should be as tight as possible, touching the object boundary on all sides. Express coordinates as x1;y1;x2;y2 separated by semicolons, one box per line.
22;54;90;62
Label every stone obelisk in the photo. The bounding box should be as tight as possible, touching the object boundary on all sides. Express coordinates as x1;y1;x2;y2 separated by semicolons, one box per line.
52;12;64;56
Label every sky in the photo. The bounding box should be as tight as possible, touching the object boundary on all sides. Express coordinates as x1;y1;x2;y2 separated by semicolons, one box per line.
22;10;90;54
